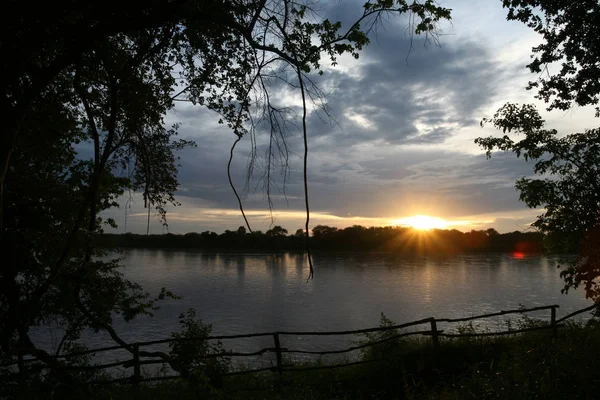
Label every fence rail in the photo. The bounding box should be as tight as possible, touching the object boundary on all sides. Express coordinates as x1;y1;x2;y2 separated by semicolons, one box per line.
4;303;597;387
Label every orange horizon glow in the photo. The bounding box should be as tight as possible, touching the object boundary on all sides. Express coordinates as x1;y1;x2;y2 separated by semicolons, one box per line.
391;215;451;231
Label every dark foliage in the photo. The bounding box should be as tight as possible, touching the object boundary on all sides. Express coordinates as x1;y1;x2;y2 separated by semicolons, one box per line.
0;0;452;393
477;1;600;302
97;225;544;255
502;0;600;116
477;104;600;301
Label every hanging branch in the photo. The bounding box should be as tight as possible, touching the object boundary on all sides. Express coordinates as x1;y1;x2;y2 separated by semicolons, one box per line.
201;1;449;281
296;63;314;281
224;53;277;235
228;134;254;234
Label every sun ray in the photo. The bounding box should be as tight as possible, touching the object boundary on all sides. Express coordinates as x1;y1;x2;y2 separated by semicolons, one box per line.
391;215;450;230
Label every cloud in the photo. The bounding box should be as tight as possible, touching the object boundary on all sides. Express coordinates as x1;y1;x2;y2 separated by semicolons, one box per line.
169;24;511;195
104;1;594;235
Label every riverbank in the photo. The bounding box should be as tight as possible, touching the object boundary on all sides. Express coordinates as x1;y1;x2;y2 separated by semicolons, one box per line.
91;315;600;400
97;228;544;255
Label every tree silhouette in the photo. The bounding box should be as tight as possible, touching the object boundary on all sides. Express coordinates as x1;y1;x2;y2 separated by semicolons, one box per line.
99;226;544;255
477;104;600;301
475;1;600;303
502;0;600;116
0;1;452;387
266;226;288;237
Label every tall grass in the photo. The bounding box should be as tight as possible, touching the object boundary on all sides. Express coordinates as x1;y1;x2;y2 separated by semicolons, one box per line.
223;315;600;400
14;314;600;400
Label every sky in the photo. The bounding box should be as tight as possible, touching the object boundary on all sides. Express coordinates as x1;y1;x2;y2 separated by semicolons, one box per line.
104;0;597;235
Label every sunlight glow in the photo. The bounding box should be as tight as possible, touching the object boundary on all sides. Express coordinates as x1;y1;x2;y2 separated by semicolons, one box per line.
392;215;450;231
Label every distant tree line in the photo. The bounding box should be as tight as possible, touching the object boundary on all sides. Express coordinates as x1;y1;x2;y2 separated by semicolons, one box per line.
98;225;544;254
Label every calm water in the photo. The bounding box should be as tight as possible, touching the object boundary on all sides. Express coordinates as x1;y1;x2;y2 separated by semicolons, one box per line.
33;250;592;364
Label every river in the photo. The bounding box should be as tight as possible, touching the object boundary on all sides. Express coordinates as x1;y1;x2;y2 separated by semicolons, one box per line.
32;250;593;367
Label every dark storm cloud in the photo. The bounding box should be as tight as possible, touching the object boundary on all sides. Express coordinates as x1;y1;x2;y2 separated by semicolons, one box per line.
301;32;509;148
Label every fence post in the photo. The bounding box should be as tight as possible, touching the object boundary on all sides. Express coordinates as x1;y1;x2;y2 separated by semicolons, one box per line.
550;306;557;339
273;333;283;378
430;318;439;352
132;343;141;386
17;349;25;399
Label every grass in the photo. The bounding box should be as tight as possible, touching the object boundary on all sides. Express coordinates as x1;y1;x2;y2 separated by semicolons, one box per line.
421;319;600;400
11;316;600;400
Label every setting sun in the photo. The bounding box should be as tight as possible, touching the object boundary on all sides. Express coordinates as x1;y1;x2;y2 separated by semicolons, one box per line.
392;215;450;230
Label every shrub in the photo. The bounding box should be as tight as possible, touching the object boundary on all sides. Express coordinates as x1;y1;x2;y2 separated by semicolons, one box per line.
169;309;231;397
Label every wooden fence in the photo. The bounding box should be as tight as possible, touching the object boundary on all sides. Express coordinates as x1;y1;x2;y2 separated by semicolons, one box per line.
4;303;598;387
